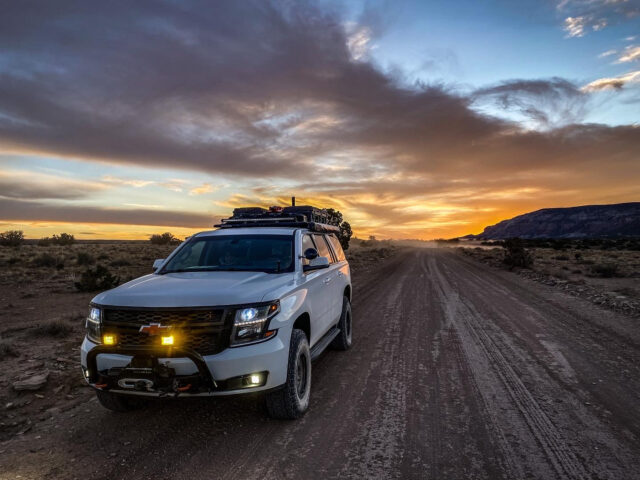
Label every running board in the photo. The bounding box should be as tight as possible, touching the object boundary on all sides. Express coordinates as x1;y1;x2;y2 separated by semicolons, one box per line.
310;327;340;361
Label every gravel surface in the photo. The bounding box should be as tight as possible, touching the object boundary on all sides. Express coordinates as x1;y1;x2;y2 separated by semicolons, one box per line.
1;248;639;479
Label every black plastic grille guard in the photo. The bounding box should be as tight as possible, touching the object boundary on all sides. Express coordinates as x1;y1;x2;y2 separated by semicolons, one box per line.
85;345;217;392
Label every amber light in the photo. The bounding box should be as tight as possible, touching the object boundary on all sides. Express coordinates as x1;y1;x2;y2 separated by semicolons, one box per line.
161;335;174;346
103;334;116;345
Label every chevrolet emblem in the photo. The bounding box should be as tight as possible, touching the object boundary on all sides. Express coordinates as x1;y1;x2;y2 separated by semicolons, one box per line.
139;323;171;336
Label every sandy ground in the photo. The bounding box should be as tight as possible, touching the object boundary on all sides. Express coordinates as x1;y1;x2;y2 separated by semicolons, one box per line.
1;247;640;479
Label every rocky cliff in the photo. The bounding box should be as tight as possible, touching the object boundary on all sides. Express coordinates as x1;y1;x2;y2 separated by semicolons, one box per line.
476;202;640;239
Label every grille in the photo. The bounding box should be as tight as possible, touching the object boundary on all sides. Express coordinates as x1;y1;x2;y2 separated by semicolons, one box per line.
104;309;224;325
103;308;230;356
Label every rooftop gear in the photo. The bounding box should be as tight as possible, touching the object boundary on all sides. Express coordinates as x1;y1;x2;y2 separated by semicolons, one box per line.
215;205;340;234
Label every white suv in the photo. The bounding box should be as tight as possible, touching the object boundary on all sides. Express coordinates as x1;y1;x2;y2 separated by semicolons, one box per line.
80;208;352;419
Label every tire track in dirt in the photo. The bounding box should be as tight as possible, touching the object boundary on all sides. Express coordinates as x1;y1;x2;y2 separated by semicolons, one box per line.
429;251;590;480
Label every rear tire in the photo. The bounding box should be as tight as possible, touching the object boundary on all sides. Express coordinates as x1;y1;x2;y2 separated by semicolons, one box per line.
330;296;352;351
96;390;147;412
265;329;311;419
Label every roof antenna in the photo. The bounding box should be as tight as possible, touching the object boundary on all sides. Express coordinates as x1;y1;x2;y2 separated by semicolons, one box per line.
291;196;296;207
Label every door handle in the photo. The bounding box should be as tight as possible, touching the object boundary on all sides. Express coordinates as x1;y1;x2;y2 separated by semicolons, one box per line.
323;277;331;284
337;271;344;277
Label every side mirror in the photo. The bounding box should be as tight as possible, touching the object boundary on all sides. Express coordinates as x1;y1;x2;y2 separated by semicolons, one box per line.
304;248;318;260
303;256;330;272
153;259;164;271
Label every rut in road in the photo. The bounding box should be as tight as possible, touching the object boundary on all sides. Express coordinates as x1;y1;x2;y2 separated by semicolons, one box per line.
428;253;587;479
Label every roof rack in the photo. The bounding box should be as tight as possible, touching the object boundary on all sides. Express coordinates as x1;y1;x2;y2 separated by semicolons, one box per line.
215;205;341;234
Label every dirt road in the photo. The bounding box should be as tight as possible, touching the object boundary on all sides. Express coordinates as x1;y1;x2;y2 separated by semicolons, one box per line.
2;248;640;479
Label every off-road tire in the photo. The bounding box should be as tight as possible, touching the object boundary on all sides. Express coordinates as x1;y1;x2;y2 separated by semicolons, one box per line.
96;390;147;412
265;329;311;419
330;296;352;351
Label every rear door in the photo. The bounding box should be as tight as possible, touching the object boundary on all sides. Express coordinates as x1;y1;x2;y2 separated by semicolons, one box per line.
326;234;349;312
313;234;342;328
301;233;332;345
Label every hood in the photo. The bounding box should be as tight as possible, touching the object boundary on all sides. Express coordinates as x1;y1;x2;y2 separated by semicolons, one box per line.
92;271;296;308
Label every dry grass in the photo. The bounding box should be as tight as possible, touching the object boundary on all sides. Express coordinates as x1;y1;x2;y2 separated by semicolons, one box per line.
29;319;75;338
0;242;177;292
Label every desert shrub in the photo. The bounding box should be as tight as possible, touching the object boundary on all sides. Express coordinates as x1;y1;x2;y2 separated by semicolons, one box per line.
64;312;86;324
503;238;533;269
97;253;109;260
33;253;58;268
150;232;181;245
574;252;582;261
0;230;25;247
109;258;131;267
30;319;74;338
75;265;120;292
38;237;52;246
51;233;75;245
0;339;19;360
76;251;95;265
7;257;20;266
555;255;569;261
326;209;353;250
339;221;353;250
590;263;620;278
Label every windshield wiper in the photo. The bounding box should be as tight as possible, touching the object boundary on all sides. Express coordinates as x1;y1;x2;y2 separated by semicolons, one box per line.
160;267;222;274
159;266;253;274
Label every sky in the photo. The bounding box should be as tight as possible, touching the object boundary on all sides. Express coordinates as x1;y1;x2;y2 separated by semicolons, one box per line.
0;0;639;240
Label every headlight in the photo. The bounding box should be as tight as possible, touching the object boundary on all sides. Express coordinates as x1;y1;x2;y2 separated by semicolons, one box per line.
231;302;279;346
85;307;102;343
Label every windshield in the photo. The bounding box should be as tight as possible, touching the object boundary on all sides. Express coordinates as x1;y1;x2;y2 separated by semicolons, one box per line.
160;234;294;274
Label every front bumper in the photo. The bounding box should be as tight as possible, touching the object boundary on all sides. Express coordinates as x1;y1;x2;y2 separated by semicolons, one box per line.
80;330;289;397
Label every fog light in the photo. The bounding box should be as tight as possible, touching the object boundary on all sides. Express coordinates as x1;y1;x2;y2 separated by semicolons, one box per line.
161;335;174;346
249;374;261;385
103;334;116;345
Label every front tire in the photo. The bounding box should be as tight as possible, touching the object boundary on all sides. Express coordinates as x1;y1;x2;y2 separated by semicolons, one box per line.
96;390;147;412
330;296;352;351
265;329;311;419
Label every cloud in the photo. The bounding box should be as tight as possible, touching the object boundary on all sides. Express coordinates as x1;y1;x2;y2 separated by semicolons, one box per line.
0;1;639;238
558;0;638;36
472;78;587;127
159;180;189;193
0;198;215;228
189;183;216;195
598;49;618;58
0;170;107;200
102;175;154;188
617;45;640;63
581;70;640;91
564;16;588;37
346;24;373;61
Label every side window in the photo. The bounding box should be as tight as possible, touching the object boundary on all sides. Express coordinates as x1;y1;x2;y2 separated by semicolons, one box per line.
314;235;335;263
301;234;316;266
327;234;346;262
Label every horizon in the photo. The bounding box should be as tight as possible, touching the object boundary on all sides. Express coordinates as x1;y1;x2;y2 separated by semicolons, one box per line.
1;1;639;240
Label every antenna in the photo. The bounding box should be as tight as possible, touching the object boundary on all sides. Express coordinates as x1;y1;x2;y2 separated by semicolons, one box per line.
291;196;296;207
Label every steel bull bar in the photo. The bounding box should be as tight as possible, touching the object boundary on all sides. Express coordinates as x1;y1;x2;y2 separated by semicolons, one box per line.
85;345;217;394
